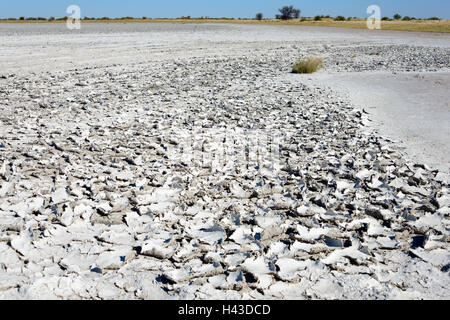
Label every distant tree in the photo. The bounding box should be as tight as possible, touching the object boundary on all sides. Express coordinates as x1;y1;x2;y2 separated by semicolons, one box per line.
278;6;290;20
48;16;55;21
402;16;411;21
427;17;440;20
381;16;390;21
277;6;301;20
334;16;346;21
393;13;402;20
314;15;322;21
255;13;263;20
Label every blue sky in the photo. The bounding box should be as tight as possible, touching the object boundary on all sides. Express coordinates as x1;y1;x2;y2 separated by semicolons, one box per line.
1;0;449;19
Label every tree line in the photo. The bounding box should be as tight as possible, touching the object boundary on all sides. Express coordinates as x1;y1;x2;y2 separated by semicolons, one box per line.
0;6;442;22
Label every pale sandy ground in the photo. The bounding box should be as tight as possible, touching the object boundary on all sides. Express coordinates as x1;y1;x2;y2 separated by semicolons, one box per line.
1;23;450;74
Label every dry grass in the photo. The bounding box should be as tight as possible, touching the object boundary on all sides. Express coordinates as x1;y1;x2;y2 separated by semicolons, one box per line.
1;18;450;33
284;18;450;33
292;57;324;74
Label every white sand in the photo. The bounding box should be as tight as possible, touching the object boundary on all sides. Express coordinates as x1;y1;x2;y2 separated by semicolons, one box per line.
304;71;450;178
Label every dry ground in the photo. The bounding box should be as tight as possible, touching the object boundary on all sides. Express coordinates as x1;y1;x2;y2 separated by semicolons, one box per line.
1;18;450;33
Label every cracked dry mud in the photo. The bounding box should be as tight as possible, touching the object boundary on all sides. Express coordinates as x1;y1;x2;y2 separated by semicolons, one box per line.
0;24;449;300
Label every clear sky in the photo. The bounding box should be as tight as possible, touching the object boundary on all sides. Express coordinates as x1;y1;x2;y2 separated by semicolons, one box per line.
0;0;449;19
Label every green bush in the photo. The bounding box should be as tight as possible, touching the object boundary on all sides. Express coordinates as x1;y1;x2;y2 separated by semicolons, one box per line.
314;15;322;21
292;57;324;74
334;16;346;21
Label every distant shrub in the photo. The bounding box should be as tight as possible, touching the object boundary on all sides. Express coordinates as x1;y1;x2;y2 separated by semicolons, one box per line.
7;18;17;21
277;5;301;20
427;17;440;20
292;57;324;74
255;13;263;21
48;16;55;21
19;17;25;20
402;16;412;21
381;17;390;21
334;16;346;21
314;15;322;21
346;17;352;21
393;14;402;20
